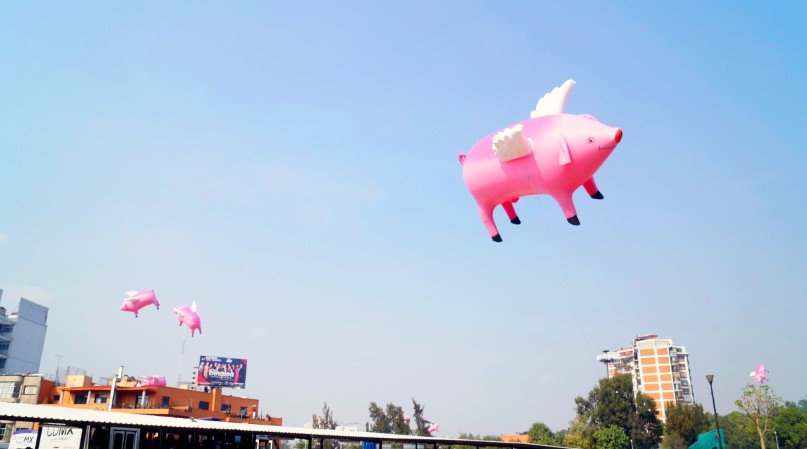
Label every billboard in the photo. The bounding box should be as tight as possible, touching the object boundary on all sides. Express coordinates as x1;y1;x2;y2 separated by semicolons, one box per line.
197;356;248;388
38;426;83;449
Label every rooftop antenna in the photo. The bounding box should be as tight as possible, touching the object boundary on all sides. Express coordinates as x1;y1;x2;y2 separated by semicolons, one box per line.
55;354;65;384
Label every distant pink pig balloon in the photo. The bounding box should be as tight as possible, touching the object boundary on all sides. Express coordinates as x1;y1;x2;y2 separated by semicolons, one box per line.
427;422;440;434
173;301;202;336
459;79;623;242
403;415;410;424
119;290;160;317
137;376;167;387
750;364;769;383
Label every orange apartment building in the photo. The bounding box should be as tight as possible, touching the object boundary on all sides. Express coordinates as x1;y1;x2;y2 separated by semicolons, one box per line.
596;334;694;422
48;374;282;425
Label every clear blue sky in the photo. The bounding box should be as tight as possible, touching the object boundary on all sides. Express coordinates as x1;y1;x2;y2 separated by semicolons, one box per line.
1;1;805;437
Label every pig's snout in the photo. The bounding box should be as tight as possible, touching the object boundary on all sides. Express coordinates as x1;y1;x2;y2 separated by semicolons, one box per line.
600;126;622;149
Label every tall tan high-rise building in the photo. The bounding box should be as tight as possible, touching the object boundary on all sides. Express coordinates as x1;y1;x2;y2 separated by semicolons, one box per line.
596;334;694;422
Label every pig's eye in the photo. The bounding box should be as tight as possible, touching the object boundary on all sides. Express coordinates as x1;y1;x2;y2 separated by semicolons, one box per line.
586;137;595;143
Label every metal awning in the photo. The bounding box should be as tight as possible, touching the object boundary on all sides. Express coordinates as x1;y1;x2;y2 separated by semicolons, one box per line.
0;402;563;449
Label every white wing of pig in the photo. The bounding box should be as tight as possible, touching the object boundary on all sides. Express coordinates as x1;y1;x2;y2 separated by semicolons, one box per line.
530;79;576;119
492;124;534;162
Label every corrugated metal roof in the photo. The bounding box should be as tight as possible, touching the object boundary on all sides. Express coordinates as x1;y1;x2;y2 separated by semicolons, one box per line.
0;402;561;449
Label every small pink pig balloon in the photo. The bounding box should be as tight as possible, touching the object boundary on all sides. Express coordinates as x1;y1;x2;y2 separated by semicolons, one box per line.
750;364;769;383
403;415;410;424
137;376;167;387
119;290;160;317
459;79;623;242
427;422;440;434
173;301;202;336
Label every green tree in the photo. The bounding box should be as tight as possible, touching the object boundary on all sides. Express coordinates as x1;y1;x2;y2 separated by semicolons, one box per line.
594;425;630;449
714;411;761;449
663;402;710;449
457;433;501;441
774;405;807;449
555;428;570;446
412;399;431;436
311;402;339;449
386;403;410;435
563;412;595;448
455;433;503;449
368;402;392;433
631;392;663;449
528;422;556;445
783;397;807;415
368;400;426;436
736;384;783;449
575;374;662;449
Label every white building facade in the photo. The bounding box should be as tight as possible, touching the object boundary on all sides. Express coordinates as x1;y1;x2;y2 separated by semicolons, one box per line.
0;289;49;375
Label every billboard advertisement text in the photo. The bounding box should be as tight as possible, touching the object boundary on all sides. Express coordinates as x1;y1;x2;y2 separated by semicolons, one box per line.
197;356;248;388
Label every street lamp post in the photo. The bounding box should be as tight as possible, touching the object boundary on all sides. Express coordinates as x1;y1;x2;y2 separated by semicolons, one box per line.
706;375;724;449
775;430;780;449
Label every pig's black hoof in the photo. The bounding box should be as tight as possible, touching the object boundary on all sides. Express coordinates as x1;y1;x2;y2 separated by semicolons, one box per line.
510;216;521;225
567;215;580;226
492;234;503;242
591;191;604;200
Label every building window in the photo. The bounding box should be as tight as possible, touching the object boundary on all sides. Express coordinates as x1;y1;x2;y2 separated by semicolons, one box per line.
0;342;9;352
94;394;109;404
161;396;170;408
198;401;209;411
53;395;60;402
23;385;37;395
0;423;11;441
0;382;19;399
240;406;248;417
136;395;151;408
0;359;6;369
0;325;12;334
221;404;231;414
75;395;88;404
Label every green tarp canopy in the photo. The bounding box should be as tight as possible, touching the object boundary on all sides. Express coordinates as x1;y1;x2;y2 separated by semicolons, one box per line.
689;430;726;449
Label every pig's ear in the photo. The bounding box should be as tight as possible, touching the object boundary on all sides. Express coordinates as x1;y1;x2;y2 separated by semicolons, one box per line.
531;79;576;119
492;124;534;162
558;136;572;165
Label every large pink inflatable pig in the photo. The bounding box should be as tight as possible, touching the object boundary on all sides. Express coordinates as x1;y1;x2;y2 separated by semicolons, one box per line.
459;79;623;242
120;290;160;317
174;301;202;336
